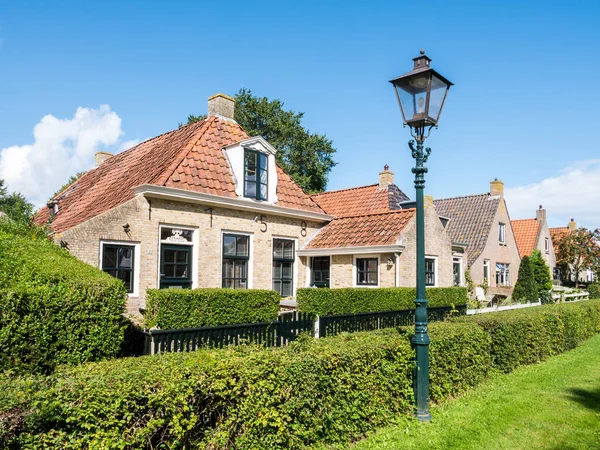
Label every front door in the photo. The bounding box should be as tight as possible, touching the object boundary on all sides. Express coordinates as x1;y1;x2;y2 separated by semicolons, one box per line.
160;244;192;289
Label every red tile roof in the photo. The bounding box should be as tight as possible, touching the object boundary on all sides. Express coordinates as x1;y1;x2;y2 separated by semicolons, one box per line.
511;218;541;258
311;184;409;218
35;116;323;233
549;227;570;245
305;209;415;249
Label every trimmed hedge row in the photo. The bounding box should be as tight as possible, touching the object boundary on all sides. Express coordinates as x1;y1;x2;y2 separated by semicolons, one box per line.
588;283;600;299
0;224;127;374
297;286;467;315
144;288;281;329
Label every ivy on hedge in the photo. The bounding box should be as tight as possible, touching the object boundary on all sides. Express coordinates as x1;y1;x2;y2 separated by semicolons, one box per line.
589;283;600;299
144;288;281;329
296;286;467;315
0;224;127;374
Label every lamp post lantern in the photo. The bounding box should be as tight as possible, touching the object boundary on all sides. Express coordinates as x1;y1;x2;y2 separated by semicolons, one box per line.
389;50;452;422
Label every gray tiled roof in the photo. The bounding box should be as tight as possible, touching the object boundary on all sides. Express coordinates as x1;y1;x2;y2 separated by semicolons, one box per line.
434;194;500;266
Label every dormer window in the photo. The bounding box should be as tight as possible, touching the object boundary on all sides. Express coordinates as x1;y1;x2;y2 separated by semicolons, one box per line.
244;150;268;201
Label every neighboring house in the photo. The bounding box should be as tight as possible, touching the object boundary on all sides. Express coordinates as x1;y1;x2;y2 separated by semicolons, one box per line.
303;166;459;289
550;218;596;283
434;179;521;300
511;205;556;272
35;94;332;317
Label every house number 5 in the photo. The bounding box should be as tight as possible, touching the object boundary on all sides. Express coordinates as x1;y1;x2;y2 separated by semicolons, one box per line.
260;215;267;233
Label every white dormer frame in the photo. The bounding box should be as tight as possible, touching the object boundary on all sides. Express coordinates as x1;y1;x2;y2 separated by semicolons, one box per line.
223;136;279;204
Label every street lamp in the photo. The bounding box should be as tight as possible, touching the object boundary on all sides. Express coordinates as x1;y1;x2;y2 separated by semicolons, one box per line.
389;49;453;422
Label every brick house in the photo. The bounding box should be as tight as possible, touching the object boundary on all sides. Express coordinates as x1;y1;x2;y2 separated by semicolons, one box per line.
511;205;556;272
550;218;596;283
35;94;458;318
434;179;521;300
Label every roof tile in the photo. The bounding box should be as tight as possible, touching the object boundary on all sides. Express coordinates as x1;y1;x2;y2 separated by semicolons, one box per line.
511;218;541;258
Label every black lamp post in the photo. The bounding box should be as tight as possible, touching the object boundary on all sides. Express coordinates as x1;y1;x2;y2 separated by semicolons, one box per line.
389;50;453;422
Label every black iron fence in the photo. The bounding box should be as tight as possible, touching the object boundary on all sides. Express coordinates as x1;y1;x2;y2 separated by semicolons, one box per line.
136;305;465;355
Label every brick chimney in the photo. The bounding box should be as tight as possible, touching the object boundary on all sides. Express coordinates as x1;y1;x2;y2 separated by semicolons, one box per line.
536;204;546;223
208;93;235;119
490;178;504;197
568;218;577;230
424;195;434;208
379;164;394;189
95;151;112;167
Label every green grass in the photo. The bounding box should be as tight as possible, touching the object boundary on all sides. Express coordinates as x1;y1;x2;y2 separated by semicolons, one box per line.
328;334;600;450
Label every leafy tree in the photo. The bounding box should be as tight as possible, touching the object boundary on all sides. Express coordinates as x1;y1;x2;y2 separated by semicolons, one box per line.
512;256;538;303
50;171;86;201
555;227;600;284
185;88;337;193
530;250;553;304
0;179;33;223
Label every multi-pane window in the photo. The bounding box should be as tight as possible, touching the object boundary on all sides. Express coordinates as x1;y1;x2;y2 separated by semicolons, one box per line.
222;234;249;289
272;239;294;297
496;263;510;286
102;244;135;293
483;259;490;282
357;258;378;285
498;223;506;244
453;257;461;286
425;258;436;286
311;256;330;288
244;150;268;200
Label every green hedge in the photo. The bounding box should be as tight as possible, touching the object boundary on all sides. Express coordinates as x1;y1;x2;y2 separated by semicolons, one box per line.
144;288;281;329
588;284;600;299
0;225;127;374
297;287;467;315
458;300;600;372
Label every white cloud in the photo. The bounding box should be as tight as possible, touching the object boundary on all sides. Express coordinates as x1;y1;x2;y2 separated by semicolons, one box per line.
0;105;133;207
505;159;600;229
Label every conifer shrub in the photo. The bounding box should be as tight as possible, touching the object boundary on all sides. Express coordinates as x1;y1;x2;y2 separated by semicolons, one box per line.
530;250;553;304
512;255;538;303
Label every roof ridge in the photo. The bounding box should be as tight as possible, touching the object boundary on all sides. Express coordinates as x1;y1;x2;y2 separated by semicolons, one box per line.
434;192;490;202
332;208;416;220
511;218;536;222
311;183;379;197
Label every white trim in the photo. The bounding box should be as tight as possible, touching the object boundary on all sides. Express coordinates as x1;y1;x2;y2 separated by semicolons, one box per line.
132;184;333;222
453;256;463;287
271;235;298;297
220;230;254;289
353;254;381;288
298;244;405;257
223;136;278;156
99;240;141;297
307;255;332;288
425;255;439;287
157;224;199;289
395;253;400;287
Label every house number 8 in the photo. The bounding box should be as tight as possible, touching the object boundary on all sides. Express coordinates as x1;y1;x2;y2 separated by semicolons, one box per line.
300;221;307;237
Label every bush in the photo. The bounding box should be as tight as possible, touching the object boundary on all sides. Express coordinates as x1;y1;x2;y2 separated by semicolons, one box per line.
296;287;467;315
530;250;553;304
0;224;127;374
0;330;415;449
588;284;600;299
512;255;538;303
458;300;600;372
144;288;281;329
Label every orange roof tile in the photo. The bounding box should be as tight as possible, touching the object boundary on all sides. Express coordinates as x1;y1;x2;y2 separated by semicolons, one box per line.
305;209;415;249
311;184;409;218
549;227;570;245
511;218;541;258
35;116;323;233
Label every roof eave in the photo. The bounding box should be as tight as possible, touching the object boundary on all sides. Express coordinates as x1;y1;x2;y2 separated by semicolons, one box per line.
298;244;406;257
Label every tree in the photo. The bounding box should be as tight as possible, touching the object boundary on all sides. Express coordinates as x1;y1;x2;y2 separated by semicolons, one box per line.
185;88;337;193
530;250;553;304
0;179;33;223
555;227;600;284
50;171;87;201
512;256;538;303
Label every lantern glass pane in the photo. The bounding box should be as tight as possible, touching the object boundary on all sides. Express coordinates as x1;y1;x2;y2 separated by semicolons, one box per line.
393;73;431;125
428;74;449;123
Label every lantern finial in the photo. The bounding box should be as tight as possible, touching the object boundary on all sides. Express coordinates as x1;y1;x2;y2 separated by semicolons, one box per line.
420;48;425;55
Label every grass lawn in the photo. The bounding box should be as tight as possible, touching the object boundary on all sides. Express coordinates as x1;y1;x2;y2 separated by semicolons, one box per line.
338;334;600;450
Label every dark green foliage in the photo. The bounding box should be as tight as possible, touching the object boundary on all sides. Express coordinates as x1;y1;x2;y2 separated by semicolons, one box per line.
186;88;337;193
0;222;127;374
144;288;281;329
459;300;600;372
296;287;467;315
0;330;414;449
588;284;600;299
530;250;553;304
512;256;538;303
0;179;33;223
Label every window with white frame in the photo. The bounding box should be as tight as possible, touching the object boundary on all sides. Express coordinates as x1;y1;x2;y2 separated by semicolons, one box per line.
101;244;135;293
272;239;294;297
453;257;462;286
356;258;378;286
425;258;436;286
496;262;510;286
244;150;268;201
498;223;506;244
545;237;549;253
222;234;249;289
483;259;490;282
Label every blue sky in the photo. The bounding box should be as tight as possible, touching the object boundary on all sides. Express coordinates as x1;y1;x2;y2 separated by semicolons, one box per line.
1;0;599;228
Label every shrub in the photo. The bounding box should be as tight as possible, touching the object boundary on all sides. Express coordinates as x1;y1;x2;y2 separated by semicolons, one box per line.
144;288;281;329
0;224;127;374
588;284;600;299
530;250;553;304
296;287;467;315
512;255;538;303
